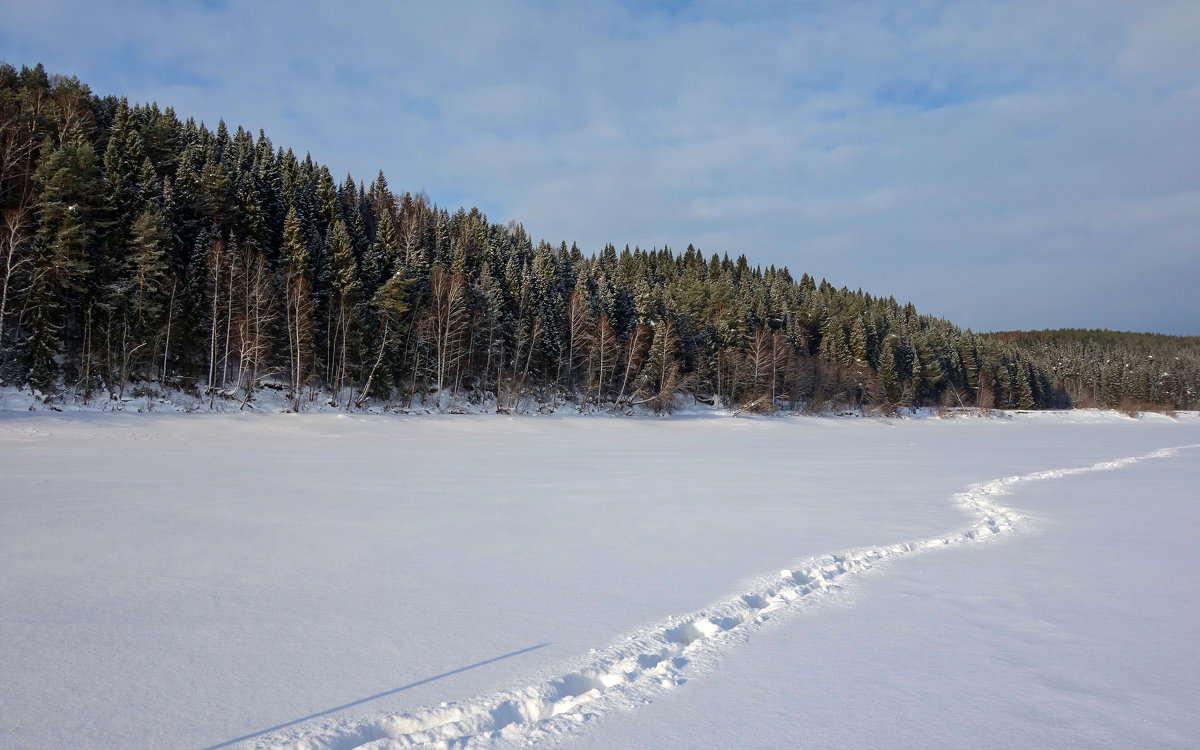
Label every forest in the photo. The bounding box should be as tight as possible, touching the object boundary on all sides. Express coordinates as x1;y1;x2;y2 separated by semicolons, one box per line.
2;64;1197;413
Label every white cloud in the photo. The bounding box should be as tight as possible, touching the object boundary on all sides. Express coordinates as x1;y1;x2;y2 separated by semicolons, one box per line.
1;0;1197;333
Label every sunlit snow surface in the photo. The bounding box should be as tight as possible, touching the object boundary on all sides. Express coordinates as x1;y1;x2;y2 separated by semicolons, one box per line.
1;408;1197;749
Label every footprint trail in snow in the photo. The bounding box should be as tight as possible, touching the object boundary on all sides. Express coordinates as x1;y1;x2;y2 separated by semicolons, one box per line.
253;445;1196;750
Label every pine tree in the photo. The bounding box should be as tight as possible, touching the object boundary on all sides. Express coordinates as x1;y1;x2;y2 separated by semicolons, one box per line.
995;362;1013;408
358;269;409;406
1016;361;1035;409
911;337;943;404
327;218;357;404
282;205;313;411
125;203;170;380
878;335;901;405
850;317;868;366
26;123;100;389
819;314;850;367
368;207;398;287
960;333;980;404
476;261;512;408
7;65;1198;414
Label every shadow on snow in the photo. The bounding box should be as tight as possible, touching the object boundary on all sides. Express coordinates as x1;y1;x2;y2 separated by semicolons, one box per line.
199;642;550;750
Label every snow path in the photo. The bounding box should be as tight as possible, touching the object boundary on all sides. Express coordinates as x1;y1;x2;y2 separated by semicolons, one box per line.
254;444;1197;750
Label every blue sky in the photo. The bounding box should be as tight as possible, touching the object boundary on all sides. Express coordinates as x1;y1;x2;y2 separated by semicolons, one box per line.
3;0;1198;334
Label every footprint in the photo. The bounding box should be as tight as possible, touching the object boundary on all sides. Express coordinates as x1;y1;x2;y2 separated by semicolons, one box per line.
251;445;1190;750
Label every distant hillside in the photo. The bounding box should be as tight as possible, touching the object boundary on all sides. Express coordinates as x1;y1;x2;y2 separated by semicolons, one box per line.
984;330;1199;411
1;63;1196;412
986;329;1198;351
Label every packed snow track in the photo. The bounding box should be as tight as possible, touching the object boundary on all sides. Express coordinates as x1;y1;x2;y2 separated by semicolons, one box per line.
252;445;1194;750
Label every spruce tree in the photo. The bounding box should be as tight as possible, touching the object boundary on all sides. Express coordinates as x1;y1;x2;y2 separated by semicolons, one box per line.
878;336;901;405
1016;361;1035;409
6;65;1197;413
328;218;358;403
282;205;313;410
128;204;170;346
25;123;101;389
358;269;409;406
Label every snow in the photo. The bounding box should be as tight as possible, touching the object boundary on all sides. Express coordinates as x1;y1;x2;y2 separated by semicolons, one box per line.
573;443;1200;749
1;409;1198;749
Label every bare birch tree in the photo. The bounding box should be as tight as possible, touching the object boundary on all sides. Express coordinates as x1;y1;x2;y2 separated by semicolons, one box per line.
592;313;619;407
423;262;467;410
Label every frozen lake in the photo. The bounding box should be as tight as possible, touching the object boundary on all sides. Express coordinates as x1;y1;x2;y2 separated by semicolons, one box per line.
1;410;1197;748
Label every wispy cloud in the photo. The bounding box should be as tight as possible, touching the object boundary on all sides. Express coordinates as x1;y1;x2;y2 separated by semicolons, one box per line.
2;0;1197;333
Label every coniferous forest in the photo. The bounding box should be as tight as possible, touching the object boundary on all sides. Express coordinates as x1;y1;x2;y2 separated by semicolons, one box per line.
1;65;1197;413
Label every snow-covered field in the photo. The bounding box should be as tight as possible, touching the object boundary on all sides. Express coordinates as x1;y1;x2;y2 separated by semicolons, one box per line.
1;410;1198;749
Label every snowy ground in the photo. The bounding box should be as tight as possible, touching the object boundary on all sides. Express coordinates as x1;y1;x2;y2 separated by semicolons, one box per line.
1;410;1197;749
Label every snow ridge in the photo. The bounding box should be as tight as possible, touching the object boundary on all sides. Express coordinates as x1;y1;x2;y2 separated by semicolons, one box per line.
253;445;1193;750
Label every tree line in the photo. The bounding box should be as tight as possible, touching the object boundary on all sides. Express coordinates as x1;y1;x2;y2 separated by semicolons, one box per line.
2;64;1196;413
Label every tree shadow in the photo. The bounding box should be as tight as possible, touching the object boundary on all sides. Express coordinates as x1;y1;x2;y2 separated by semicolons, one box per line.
200;642;550;750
